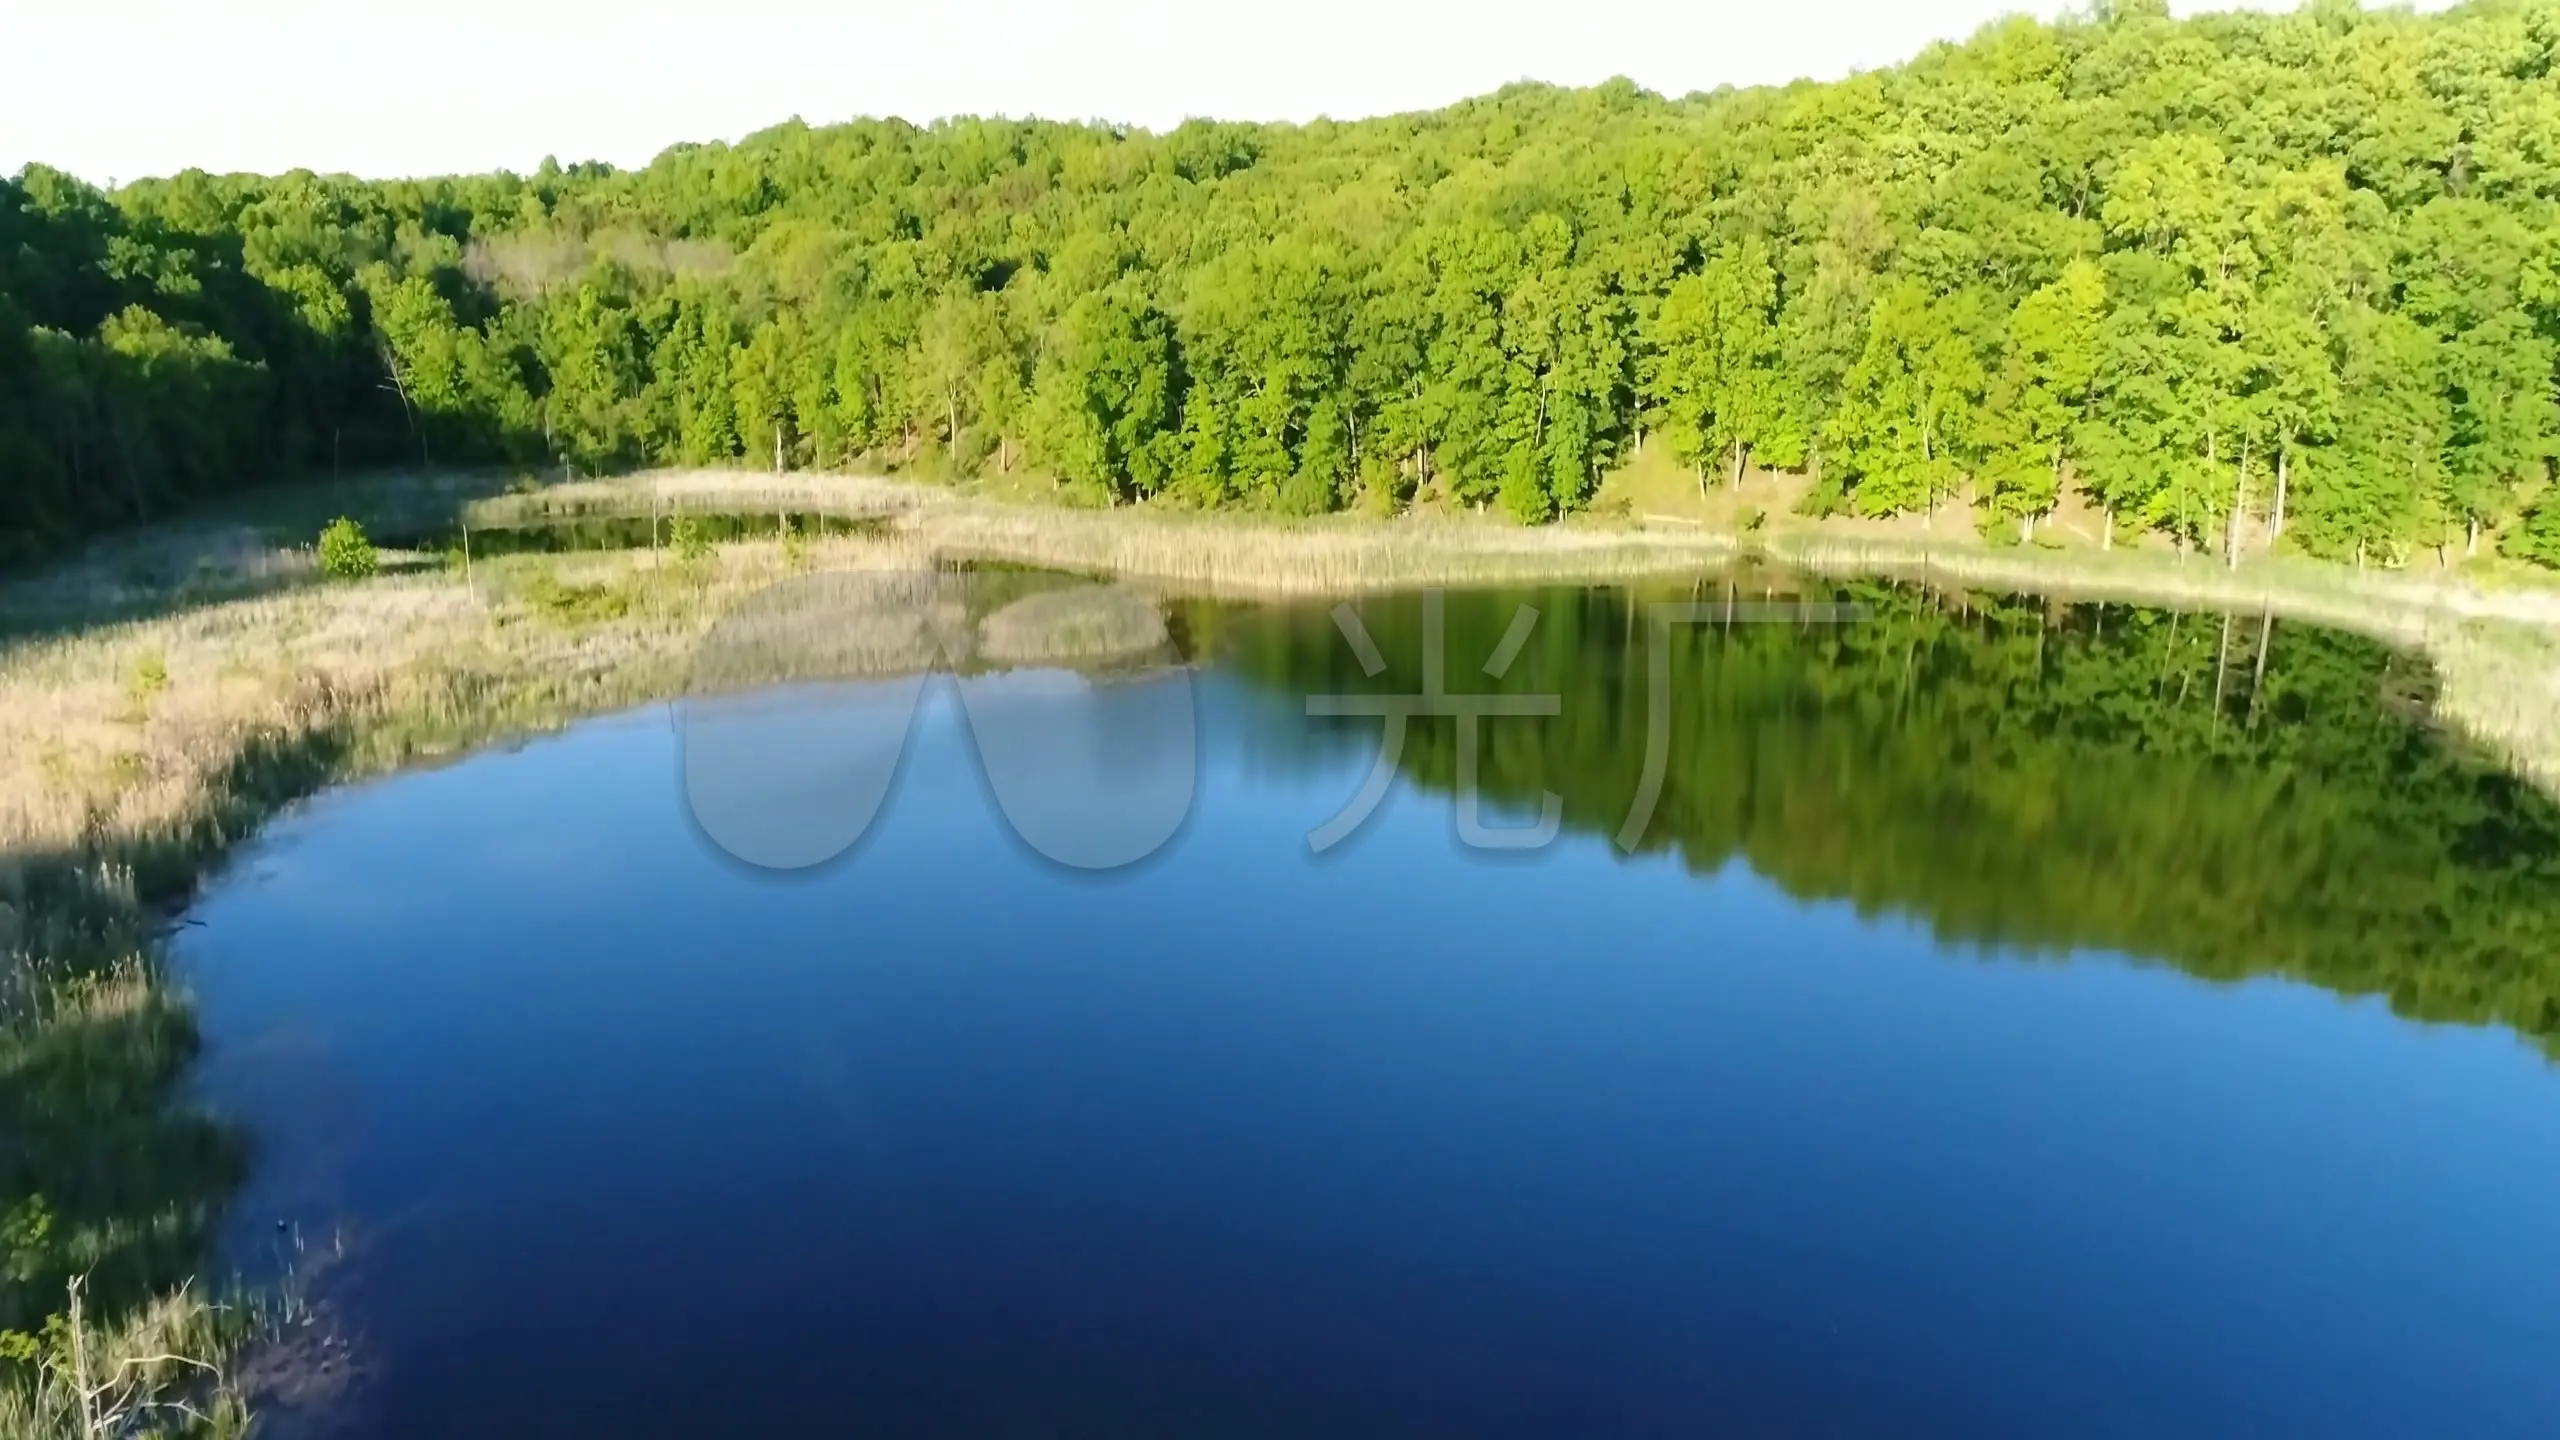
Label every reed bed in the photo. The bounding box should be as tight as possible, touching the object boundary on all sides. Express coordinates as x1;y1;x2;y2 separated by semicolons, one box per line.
439;469;1738;596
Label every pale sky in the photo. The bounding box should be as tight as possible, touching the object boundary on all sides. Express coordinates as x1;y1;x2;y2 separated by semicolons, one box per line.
4;0;2410;185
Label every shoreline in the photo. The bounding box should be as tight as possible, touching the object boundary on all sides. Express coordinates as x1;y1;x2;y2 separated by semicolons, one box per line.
5;467;2559;1431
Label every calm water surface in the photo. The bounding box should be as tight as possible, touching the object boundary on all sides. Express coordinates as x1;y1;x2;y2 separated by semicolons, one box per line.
182;583;2560;1437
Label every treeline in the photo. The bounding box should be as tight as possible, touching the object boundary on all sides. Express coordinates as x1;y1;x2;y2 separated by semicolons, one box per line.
1195;581;2560;1044
9;0;2560;565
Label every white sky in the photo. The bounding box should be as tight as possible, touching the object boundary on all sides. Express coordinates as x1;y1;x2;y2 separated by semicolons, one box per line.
4;0;2415;185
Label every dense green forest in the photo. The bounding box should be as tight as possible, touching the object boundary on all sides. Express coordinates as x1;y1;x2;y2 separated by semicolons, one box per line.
1197;581;2560;1043
9;0;2560;565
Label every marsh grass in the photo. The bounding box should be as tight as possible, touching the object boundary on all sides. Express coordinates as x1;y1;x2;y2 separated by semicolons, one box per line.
7;465;2560;1433
0;1277;251;1439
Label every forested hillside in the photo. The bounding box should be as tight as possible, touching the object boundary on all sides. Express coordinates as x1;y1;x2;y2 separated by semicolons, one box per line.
7;0;2560;565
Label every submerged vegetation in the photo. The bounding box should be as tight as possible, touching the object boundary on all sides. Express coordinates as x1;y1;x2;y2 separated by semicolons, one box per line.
9;1;2560;567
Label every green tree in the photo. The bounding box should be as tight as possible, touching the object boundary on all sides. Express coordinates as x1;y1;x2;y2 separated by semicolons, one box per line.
1646;239;1802;498
1979;258;2104;541
1030;289;1183;502
1825;279;1987;521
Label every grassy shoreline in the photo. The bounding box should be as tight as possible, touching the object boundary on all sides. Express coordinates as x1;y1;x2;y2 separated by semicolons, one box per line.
5;467;2559;1433
447;469;2560;789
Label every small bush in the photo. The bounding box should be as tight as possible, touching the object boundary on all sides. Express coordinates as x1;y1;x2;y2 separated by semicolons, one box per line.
666;514;713;566
316;517;378;580
521;574;631;625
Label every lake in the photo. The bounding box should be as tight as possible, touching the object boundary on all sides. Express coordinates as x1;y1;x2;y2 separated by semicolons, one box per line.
180;577;2560;1437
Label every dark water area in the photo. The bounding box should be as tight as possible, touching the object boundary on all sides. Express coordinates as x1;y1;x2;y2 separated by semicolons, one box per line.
378;509;891;558
181;581;2560;1437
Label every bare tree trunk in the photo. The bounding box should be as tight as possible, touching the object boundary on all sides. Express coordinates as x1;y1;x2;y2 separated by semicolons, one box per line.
2226;436;2248;570
2213;610;2232;719
2046;443;2064;547
1730;440;1745;492
379;340;428;468
2468;514;2481;558
2248;606;2273;731
2102;506;2114;551
2160;602;2181;696
2270;442;2289;548
69;1276;98;1437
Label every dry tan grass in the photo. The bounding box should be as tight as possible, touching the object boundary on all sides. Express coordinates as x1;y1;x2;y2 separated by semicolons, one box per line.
911;496;1735;598
978;585;1170;665
0;531;944;869
0;1276;250;1440
442;468;1738;597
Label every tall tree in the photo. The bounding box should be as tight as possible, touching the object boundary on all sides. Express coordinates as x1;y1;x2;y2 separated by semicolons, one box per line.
1646;239;1802;497
1979;258;2105;541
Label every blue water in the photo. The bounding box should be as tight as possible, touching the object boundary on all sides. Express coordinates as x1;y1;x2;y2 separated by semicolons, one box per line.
183;669;2560;1437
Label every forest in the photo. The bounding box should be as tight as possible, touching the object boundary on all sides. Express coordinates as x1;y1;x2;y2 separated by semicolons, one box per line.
1199;580;2560;1045
7;0;2560;567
